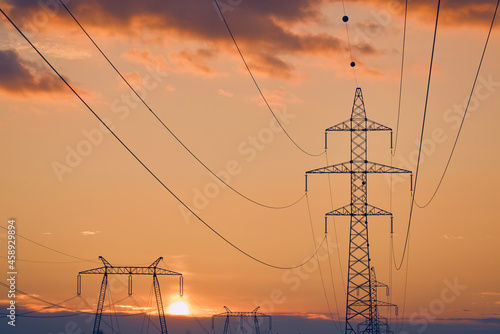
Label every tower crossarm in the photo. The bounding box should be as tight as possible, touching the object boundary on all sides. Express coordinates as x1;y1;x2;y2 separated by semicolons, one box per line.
212;306;272;333
212;306;272;319
78;267;182;276
326;119;392;132
213;311;270;317
374;300;398;309
326;204;392;217
306;161;411;175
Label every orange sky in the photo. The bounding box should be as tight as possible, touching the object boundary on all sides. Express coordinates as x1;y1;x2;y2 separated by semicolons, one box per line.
1;0;499;331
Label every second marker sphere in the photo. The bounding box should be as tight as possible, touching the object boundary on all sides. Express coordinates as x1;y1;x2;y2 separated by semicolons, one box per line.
342;16;349;22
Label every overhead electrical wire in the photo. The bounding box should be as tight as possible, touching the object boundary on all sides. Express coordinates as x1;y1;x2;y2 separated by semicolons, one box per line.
397;235;411;333
340;0;358;85
305;194;343;333
415;0;500;208
0;225;97;263
57;0;305;211
325;151;346;297
0;281;79;314
0;7;324;271
212;0;324;157
393;0;441;271
324;150;345;331
0;255;91;264
392;0;408;156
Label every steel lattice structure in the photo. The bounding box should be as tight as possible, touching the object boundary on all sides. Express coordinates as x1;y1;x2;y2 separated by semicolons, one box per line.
358;267;398;334
212;306;272;334
77;256;183;334
306;88;411;333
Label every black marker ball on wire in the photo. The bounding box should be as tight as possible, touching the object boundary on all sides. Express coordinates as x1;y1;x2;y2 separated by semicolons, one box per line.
342;16;349;22
350;61;356;67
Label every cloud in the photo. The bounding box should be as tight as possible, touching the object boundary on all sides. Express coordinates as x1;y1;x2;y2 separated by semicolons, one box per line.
170;48;219;77
366;0;499;28
0;49;66;96
2;0;369;78
119;71;145;88
481;292;500;296
443;234;465;240
443;317;500;326
122;47;219;77
217;88;233;97
4;0;494;83
246;52;297;79
80;230;100;236
36;42;92;61
253;86;303;108
120;48;173;73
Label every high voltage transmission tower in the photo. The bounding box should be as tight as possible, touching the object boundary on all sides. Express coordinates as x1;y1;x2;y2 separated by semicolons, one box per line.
212;306;272;334
357;267;398;333
306;88;412;334
77;256;183;334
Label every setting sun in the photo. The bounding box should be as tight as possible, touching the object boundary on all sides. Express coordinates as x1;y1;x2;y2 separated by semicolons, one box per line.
168;301;189;315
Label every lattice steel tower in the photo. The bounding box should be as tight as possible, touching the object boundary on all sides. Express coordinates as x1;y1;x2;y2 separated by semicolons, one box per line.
306;88;411;333
77;256;183;334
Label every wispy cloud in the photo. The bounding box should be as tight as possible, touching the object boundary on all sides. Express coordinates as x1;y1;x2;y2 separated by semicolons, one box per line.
170;48;219;77
481;292;500;296
217;88;233;97
0;49;66;96
81;230;100;236
444;234;464;240
252;86;303;108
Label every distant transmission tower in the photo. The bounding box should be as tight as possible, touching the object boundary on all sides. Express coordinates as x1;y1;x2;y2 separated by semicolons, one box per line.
212;306;272;334
306;88;411;333
77;256;183;334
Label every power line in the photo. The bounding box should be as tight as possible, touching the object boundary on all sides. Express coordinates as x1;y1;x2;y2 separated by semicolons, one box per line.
58;0;306;211
0;7;323;271
0;254;92;264
305;194;342;333
325;151;346;298
415;0;499;208
324;151;345;331
212;0;324;157
392;0;408;156
340;0;359;86
393;0;441;271
0;225;97;263
0;281;80;314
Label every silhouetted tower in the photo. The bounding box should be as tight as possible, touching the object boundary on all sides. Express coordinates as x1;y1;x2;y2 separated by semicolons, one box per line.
357;267;398;334
212;306;272;334
306;88;411;333
77;256;183;334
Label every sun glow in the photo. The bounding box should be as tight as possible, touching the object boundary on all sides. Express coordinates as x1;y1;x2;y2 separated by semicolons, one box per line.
168;301;189;315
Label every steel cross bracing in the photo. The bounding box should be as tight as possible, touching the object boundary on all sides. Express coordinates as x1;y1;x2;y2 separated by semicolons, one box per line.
211;306;272;334
77;256;183;334
358;267;398;334
306;88;411;334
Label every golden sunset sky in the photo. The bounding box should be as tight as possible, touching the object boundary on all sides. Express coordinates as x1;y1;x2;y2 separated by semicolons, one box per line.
1;0;499;332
